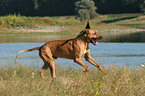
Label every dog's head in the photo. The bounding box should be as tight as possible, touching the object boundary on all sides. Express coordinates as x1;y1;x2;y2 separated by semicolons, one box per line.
78;22;103;45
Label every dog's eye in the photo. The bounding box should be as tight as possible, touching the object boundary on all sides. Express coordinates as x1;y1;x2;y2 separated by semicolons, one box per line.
93;33;96;35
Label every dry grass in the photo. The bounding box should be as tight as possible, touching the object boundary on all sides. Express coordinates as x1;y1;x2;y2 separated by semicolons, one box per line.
0;64;144;96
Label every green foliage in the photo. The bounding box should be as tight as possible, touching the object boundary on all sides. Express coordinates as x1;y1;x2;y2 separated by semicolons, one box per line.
0;14;53;28
94;0;142;13
0;14;25;27
0;65;144;95
0;0;144;16
75;0;98;20
0;15;80;28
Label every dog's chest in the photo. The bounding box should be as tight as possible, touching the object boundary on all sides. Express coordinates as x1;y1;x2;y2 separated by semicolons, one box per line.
81;45;89;55
83;49;88;54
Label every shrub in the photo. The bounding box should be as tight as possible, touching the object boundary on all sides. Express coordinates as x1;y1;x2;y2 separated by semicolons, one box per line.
75;0;99;20
0;14;25;27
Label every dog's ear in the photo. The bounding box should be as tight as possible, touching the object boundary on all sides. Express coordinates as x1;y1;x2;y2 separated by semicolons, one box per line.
85;22;90;29
76;30;87;38
78;30;86;36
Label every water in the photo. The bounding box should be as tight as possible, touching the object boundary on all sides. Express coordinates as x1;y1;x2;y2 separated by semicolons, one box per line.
0;43;145;69
101;31;145;42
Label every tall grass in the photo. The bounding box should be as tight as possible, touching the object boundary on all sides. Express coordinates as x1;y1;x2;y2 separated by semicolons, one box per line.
0;65;144;96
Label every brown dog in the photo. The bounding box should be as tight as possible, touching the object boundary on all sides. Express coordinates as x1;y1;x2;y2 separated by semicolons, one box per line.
16;22;104;78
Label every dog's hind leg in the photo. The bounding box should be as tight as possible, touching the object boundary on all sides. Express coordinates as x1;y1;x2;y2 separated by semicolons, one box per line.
38;63;49;78
39;48;56;78
48;60;56;78
39;57;56;78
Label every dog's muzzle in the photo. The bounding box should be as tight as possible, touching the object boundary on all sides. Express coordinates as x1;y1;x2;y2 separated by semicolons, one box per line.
91;36;103;45
99;36;103;39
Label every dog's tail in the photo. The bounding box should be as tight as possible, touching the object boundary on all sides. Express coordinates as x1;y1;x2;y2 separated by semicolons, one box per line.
15;47;41;63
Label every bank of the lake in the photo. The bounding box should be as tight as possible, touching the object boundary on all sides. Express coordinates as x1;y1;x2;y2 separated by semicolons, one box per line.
0;13;145;43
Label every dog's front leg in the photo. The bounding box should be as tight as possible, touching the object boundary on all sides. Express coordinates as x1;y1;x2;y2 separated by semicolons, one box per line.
85;50;104;72
85;56;104;72
74;58;90;72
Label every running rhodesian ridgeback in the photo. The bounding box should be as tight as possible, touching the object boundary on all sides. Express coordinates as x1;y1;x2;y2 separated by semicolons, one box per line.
15;22;104;78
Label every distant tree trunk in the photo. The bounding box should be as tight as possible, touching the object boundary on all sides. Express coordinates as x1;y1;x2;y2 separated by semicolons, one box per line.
33;0;39;15
140;0;145;14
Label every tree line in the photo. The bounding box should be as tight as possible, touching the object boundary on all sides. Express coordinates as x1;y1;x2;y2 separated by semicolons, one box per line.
0;0;144;16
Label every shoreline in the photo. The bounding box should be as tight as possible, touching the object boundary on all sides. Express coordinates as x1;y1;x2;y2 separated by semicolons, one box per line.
1;24;145;34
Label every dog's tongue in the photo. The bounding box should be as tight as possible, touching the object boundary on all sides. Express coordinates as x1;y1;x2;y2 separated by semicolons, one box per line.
92;39;99;45
96;41;99;45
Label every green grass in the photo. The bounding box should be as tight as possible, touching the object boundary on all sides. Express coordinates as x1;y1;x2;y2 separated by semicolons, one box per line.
0;14;80;28
0;65;144;96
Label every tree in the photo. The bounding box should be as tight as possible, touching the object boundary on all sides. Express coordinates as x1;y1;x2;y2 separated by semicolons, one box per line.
75;0;98;20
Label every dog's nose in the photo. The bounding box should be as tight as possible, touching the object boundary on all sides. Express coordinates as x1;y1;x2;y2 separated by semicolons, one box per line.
99;36;103;39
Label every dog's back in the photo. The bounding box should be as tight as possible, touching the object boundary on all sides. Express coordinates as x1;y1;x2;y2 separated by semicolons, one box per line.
40;40;75;59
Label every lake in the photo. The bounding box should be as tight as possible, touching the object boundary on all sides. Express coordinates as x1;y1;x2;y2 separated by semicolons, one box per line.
0;43;145;69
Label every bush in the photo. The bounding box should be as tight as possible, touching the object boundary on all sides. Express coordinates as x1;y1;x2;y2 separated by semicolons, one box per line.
75;0;99;20
0;14;25;27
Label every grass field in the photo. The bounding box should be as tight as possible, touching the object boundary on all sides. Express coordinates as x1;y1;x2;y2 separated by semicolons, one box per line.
0;65;144;96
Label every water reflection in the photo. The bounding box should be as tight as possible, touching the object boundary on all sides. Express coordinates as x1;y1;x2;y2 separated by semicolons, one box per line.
0;33;76;43
116;24;145;29
101;31;145;42
0;31;145;43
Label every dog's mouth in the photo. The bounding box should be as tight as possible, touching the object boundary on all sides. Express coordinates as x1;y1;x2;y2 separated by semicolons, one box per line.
91;38;99;45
